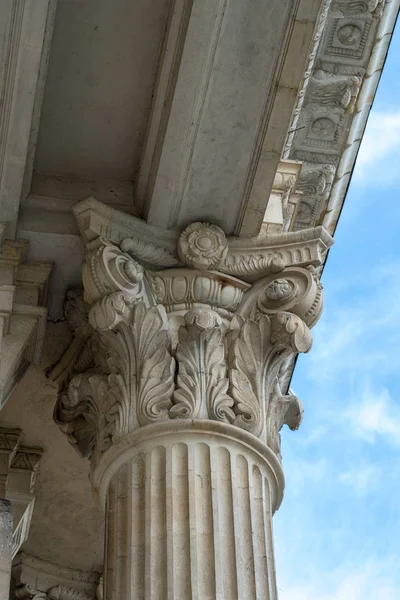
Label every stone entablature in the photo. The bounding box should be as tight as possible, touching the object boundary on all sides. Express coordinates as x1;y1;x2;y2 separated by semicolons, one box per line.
0;226;52;409
12;553;100;600
0;428;43;559
281;0;397;234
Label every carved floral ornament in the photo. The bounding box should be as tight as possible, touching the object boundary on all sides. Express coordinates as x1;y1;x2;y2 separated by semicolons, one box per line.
177;222;228;270
53;222;325;468
15;585;92;600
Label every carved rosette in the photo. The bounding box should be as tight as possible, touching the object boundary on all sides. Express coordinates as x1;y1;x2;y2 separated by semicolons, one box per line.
54;223;325;467
177;222;228;270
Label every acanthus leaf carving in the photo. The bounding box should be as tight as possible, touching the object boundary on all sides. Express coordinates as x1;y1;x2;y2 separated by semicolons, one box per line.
229;312;311;440
120;237;180;269
170;308;235;423
54;373;112;462
53;228;327;463
266;381;304;460
220;253;286;279
54;296;175;464
92;300;175;435
228;316;268;438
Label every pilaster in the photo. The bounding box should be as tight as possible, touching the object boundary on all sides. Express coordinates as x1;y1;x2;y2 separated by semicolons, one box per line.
0;0;57;238
53;202;331;599
0;229;52;409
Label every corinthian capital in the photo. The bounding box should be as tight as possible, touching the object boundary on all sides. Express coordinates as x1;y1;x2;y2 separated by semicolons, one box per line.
53;216;328;467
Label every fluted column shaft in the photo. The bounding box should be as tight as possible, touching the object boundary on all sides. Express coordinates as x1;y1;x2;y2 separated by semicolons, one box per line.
95;422;284;600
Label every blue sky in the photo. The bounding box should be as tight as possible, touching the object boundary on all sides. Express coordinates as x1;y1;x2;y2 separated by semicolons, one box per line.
274;22;400;600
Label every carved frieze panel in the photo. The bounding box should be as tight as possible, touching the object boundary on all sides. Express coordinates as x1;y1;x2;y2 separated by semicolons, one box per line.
294;162;337;229
324;18;373;61
282;0;387;231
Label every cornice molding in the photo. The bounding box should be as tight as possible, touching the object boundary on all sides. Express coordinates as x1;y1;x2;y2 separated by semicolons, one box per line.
282;0;399;235
12;552;100;600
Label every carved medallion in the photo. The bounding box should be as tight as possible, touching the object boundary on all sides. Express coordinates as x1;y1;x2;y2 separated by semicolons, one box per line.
177;222;228;270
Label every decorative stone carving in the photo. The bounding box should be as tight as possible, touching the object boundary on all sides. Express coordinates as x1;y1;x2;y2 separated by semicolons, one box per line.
228;312;311;439
332;0;385;17
82;240;144;305
12;553;99;600
177;222;228;270
282;0;390;235
170;308;234;423
51;216;328;600
221;252;286;279
262;160;303;234
15;584;91;600
120;237;179;269
308;71;362;113
282;0;332;159
237;266;323;329
298;163;336;197
148;270;248;319
73;196;334;281
54;226;325;463
55;374;111;462
294;163;337;229
46;290;95;396
265;279;294;301
266;382;304;459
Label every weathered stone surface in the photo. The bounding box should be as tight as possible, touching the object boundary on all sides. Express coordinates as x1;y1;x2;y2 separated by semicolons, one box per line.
51;216;325;599
0;499;12;600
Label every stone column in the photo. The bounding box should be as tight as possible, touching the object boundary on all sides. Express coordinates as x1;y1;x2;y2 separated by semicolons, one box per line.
54;220;325;600
0;500;12;600
99;421;283;600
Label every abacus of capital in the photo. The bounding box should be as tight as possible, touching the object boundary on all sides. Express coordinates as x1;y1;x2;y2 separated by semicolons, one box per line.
54;216;328;600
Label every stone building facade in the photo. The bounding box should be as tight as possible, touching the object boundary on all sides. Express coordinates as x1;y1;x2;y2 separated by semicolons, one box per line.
0;1;398;599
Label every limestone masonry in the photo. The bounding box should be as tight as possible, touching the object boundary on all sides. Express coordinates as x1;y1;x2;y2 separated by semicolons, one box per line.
0;1;398;598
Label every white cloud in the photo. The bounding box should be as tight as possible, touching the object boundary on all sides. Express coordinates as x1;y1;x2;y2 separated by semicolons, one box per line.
338;461;380;492
307;262;400;384
344;385;400;444
354;111;400;185
283;456;327;495
279;560;400;600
